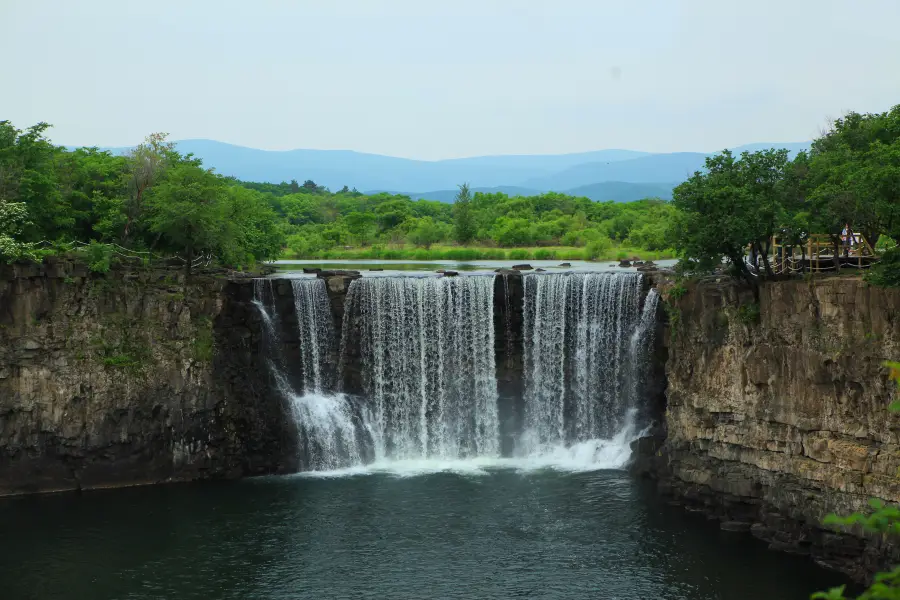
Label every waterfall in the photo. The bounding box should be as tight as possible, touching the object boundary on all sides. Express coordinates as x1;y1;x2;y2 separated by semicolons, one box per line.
341;275;499;461
254;277;365;471
253;279;280;353
253;278;289;397
252;271;661;475
520;272;647;455
290;279;335;394
629;288;659;406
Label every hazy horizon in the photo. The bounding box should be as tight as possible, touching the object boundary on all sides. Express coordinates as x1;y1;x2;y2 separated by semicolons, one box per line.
4;0;899;160
72;137;812;161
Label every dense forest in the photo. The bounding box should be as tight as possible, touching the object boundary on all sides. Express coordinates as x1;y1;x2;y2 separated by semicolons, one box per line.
1;103;898;280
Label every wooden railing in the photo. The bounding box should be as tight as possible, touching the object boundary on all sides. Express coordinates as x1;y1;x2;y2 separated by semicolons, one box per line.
748;234;878;276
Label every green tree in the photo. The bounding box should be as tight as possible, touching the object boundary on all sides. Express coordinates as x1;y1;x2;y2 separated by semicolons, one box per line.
671;149;794;287
122;132;175;245
453;183;476;244
374;199;411;232
58;147;128;241
145;161;229;276
672;151;757;285
807;106;900;250
345;211;377;246
0;199;34;262
490;217;536;247
301;179;322;193
221;186;285;264
407;217;449;249
0;121;72;242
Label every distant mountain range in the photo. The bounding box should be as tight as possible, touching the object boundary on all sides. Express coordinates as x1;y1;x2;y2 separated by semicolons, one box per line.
75;139;811;203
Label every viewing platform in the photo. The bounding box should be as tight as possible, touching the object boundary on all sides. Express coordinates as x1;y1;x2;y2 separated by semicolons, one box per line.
751;233;880;276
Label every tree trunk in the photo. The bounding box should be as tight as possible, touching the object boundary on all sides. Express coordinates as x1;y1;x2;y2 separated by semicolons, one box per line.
729;252;759;299
149;231;163;252
185;245;193;281
760;250;776;279
121;184;145;244
753;241;777;279
830;236;841;272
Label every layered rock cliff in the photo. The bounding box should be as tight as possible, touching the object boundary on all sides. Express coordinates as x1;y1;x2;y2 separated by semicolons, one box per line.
645;275;900;580
0;259;295;496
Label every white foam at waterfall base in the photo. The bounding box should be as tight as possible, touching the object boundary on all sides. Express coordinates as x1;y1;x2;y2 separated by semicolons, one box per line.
288;392;364;471
296;412;642;479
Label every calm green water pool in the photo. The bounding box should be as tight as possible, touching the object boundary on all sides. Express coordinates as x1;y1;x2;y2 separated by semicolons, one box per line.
0;468;850;600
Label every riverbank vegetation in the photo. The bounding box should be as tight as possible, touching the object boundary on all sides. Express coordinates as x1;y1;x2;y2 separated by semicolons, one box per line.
275;190;677;261
279;244;675;263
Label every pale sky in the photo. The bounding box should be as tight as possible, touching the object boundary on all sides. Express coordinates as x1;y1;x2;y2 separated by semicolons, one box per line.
3;0;899;160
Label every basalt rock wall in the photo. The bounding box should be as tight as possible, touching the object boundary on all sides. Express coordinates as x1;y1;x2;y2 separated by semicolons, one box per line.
643;275;900;580
0;259;294;497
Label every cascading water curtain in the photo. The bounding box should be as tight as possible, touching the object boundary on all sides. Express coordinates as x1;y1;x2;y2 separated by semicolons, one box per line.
341;275;499;461
253;277;363;471
287;278;364;471
291;278;336;394
252;278;291;396
629;288;660;413
521;272;648;453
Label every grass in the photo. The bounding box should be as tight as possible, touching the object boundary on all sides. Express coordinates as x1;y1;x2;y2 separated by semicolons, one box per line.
281;244;676;263
102;354;139;368
192;317;214;362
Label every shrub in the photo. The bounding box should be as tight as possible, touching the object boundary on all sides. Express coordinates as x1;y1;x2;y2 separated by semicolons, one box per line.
867;248;900;288
192;322;214;362
83;241;113;273
583;237;613;260
669;283;688;300
737;302;760;325
102;354;138;368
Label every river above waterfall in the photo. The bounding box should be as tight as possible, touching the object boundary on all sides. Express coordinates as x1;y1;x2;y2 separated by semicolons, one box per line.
272;258;678;276
0;469;850;600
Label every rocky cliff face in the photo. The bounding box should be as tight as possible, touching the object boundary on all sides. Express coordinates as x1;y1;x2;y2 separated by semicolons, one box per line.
0;259;294;496
646;275;900;580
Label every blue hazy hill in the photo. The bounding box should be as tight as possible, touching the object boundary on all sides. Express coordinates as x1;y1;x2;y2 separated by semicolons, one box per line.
520;142;810;191
86;140;648;192
73;139;810;202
